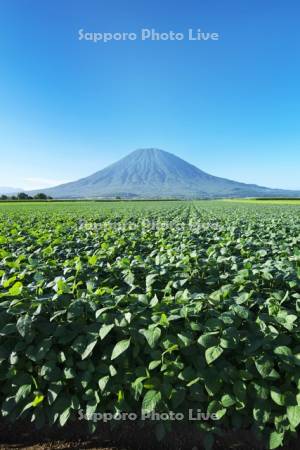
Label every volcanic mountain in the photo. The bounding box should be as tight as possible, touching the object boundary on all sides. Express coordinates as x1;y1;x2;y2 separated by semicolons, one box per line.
31;148;300;199
0;186;23;194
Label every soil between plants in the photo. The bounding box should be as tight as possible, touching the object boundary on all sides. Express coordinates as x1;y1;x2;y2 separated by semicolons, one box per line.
0;419;299;450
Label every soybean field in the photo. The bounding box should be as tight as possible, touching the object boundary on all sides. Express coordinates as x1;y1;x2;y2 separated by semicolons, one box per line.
1;200;300;450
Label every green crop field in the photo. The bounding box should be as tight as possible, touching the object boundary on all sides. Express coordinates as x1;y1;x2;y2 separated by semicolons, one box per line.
224;199;300;205
1;200;300;449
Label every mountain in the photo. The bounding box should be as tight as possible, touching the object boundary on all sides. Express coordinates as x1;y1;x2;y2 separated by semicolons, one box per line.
29;148;300;199
0;186;23;194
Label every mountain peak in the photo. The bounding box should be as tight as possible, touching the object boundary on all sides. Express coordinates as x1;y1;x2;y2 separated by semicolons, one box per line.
28;149;300;199
132;148;164;152
127;148;173;158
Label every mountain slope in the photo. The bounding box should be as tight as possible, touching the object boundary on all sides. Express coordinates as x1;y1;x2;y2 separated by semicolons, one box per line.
0;186;22;194
29;148;300;199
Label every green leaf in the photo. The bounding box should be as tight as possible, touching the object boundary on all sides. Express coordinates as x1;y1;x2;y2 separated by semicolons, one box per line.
233;381;247;402
15;384;31;403
205;346;223;364
233;305;250;320
221;394;236;407
47;383;62;406
207;400;226;419
64;367;76;379
88;255;98;266
59;407;71;426
177;332;193;347
9;281;23;296
146;274;157;290
26;338;52;362
270;388;285;406
82;340;98;360
255;356;274;378
98;376;109;392
269;431;283;449
124;271;135;287
111;338;131;360
99;324;114;340
149;360;161;370
274;346;292;356
32;394;44;407
205;375;222;396
71;336;98;360
142;390;161;414
16;314;32;337
198;332;219;348
143;327;161;348
287;405;300;428
109;365;117;376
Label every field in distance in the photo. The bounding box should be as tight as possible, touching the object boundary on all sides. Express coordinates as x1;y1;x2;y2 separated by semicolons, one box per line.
223;198;300;205
1;197;300;211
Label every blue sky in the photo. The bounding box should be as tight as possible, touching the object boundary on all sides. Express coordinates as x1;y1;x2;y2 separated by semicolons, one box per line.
0;0;299;190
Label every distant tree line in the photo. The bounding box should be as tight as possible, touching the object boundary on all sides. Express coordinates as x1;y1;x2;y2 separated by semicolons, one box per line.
0;193;53;201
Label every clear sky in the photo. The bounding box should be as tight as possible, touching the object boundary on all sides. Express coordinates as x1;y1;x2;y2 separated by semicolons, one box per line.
0;0;299;190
